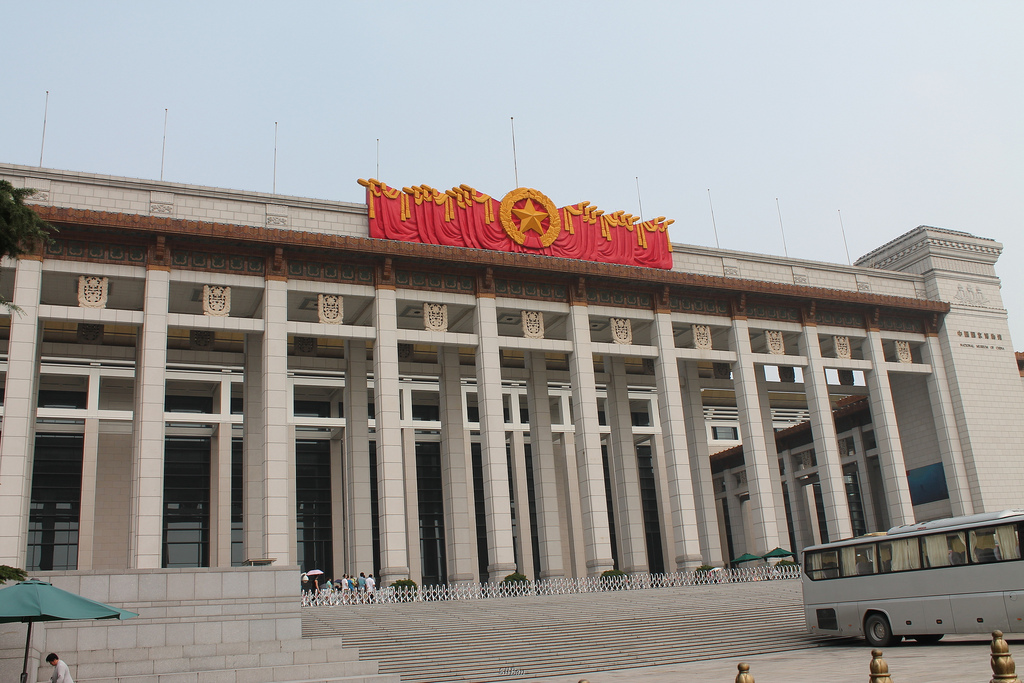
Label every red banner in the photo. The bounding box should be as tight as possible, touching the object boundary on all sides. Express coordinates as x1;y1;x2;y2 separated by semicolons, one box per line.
360;179;674;270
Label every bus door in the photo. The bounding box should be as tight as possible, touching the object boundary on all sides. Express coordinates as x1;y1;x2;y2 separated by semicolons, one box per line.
952;592;1009;632
1005;592;1024;632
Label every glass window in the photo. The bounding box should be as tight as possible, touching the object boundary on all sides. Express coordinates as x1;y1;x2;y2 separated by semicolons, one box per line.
806;549;840;580
877;537;920;572
970;525;1021;563
921;531;967;568
840;544;876;576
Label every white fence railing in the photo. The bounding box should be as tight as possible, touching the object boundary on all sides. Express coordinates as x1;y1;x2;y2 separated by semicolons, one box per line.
301;564;801;607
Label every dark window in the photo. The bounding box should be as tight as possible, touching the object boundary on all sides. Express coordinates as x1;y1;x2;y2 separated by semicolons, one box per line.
296;440;332;577
844;467;867;537
712;426;739;440
369;441;381;576
165;395;214;414
412;404;440;421
37;390;87;410
631;411;651;427
230;397;243;415
163;437;210;568
813;482;830;544
601;444;619;570
416;442;446;585
636;445;665;574
231;439;244;566
523;443;542;579
472;443;489;581
28;434;83;571
294;400;331;418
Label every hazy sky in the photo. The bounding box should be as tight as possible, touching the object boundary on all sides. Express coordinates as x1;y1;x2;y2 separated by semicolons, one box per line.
5;2;1022;343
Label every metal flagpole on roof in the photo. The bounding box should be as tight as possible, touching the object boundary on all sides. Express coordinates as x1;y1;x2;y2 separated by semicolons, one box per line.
776;197;789;257
707;189;721;248
39;91;49;167
160;109;168;181
510;117;519;187
273;122;278;194
838;209;852;265
635;176;645;222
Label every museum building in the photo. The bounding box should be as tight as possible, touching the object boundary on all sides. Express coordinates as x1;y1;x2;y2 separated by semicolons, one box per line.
1;162;1022;586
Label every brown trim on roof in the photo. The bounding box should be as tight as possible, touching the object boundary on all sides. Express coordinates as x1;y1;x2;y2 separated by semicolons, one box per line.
35;206;950;317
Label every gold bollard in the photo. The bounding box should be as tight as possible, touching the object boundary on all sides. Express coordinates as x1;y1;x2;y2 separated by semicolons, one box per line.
990;630;1020;683
870;649;893;683
735;662;754;683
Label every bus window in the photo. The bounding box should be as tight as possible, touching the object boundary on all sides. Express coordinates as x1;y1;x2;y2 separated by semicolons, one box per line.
840;544;876;576
877;537;920;572
922;531;967;567
806;549;840;580
970;525;1021;563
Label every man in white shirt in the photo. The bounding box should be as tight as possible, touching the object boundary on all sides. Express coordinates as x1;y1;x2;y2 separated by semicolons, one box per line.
46;653;73;683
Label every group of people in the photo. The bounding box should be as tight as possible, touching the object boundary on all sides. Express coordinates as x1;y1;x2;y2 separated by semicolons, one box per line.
301;571;377;603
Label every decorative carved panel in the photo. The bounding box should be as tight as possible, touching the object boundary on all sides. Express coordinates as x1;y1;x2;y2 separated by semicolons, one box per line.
190;330;213;349
765;330;785;355
294;336;318;357
77;323;103;345
317;294;343;324
77;276;108;309
424;303;448;332
778;366;796;383
610;318;632;345
895;340;913;363
522;310;544;339
713;362;732;380
397;343;414;360
692;324;712;350
838;369;855;386
834;335;851;360
202;285;231;317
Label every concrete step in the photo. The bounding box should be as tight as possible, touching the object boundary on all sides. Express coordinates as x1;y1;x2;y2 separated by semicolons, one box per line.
301;580;831;683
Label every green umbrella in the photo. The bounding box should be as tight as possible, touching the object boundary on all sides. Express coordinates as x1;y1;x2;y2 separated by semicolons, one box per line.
762;547;796;559
0;579;137;683
731;552;763;564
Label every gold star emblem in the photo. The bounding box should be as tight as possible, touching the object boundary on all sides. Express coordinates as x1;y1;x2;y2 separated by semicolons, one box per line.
512;199;549;236
499;188;561;248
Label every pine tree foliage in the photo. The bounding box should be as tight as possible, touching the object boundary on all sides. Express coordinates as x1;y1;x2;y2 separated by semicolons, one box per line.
0;180;53;259
0;564;27;585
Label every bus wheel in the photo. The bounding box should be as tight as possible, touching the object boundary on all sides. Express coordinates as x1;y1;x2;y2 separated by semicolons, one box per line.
912;634;944;644
864;613;898;647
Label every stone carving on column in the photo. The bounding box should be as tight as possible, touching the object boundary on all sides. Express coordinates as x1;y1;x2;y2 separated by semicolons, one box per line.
317;294;343;324
77;323;104;345
692;324;712;350
838;369;855;386
294;336;318;357
610;318;632;345
424;303;448;332
77;276;108;309
202;285;231;317
397;343;414;360
778;366;796;383
894;340;913;363
834;335;851;360
522;310;545;339
190;330;213;349
713;362;732;380
765;330;785;355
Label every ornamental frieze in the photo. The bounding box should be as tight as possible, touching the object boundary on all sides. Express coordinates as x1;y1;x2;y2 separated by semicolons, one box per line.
394;270;475;294
287;260;374;284
360;178;674;270
586;287;652;309
493;279;567;302
46;239;147;265
172;250;264;275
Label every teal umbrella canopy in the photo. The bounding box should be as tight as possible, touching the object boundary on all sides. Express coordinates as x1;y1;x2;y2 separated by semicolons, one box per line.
762;547;796;559
0;579;138;623
0;579;136;683
731;553;763;564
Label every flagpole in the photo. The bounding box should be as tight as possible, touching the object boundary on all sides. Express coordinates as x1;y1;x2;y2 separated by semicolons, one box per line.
776;197;789;257
510;117;519;187
838;209;852;265
635;176;645;222
273;122;278;194
39;91;49;167
707;189;721;248
160;108;168;181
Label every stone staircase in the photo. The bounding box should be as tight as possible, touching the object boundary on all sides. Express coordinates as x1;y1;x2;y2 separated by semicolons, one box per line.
302;580;834;682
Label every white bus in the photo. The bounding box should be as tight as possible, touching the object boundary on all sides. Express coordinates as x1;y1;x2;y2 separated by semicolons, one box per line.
802;509;1024;646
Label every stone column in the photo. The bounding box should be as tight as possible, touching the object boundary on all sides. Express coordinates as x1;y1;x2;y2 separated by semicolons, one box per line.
798;326;854;540
920;335;973;516
210;421;233;567
863;330;914;526
372;285;410;582
329;428;345;574
728;316;782;555
651;313;702;569
343;340;374;573
439;346;476;583
77;417;100;569
473;295;517;576
526;351;565;579
128;266;169;568
605;356;648;574
401;427;420;582
555;430;587;577
566;300;615;575
243;334;266;560
259;279;295;565
682;361;723;566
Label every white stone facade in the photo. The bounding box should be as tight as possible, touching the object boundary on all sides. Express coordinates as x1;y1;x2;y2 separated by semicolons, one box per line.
1;162;1023;589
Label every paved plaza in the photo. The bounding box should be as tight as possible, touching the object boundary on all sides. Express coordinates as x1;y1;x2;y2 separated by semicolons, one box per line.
518;634;1016;683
